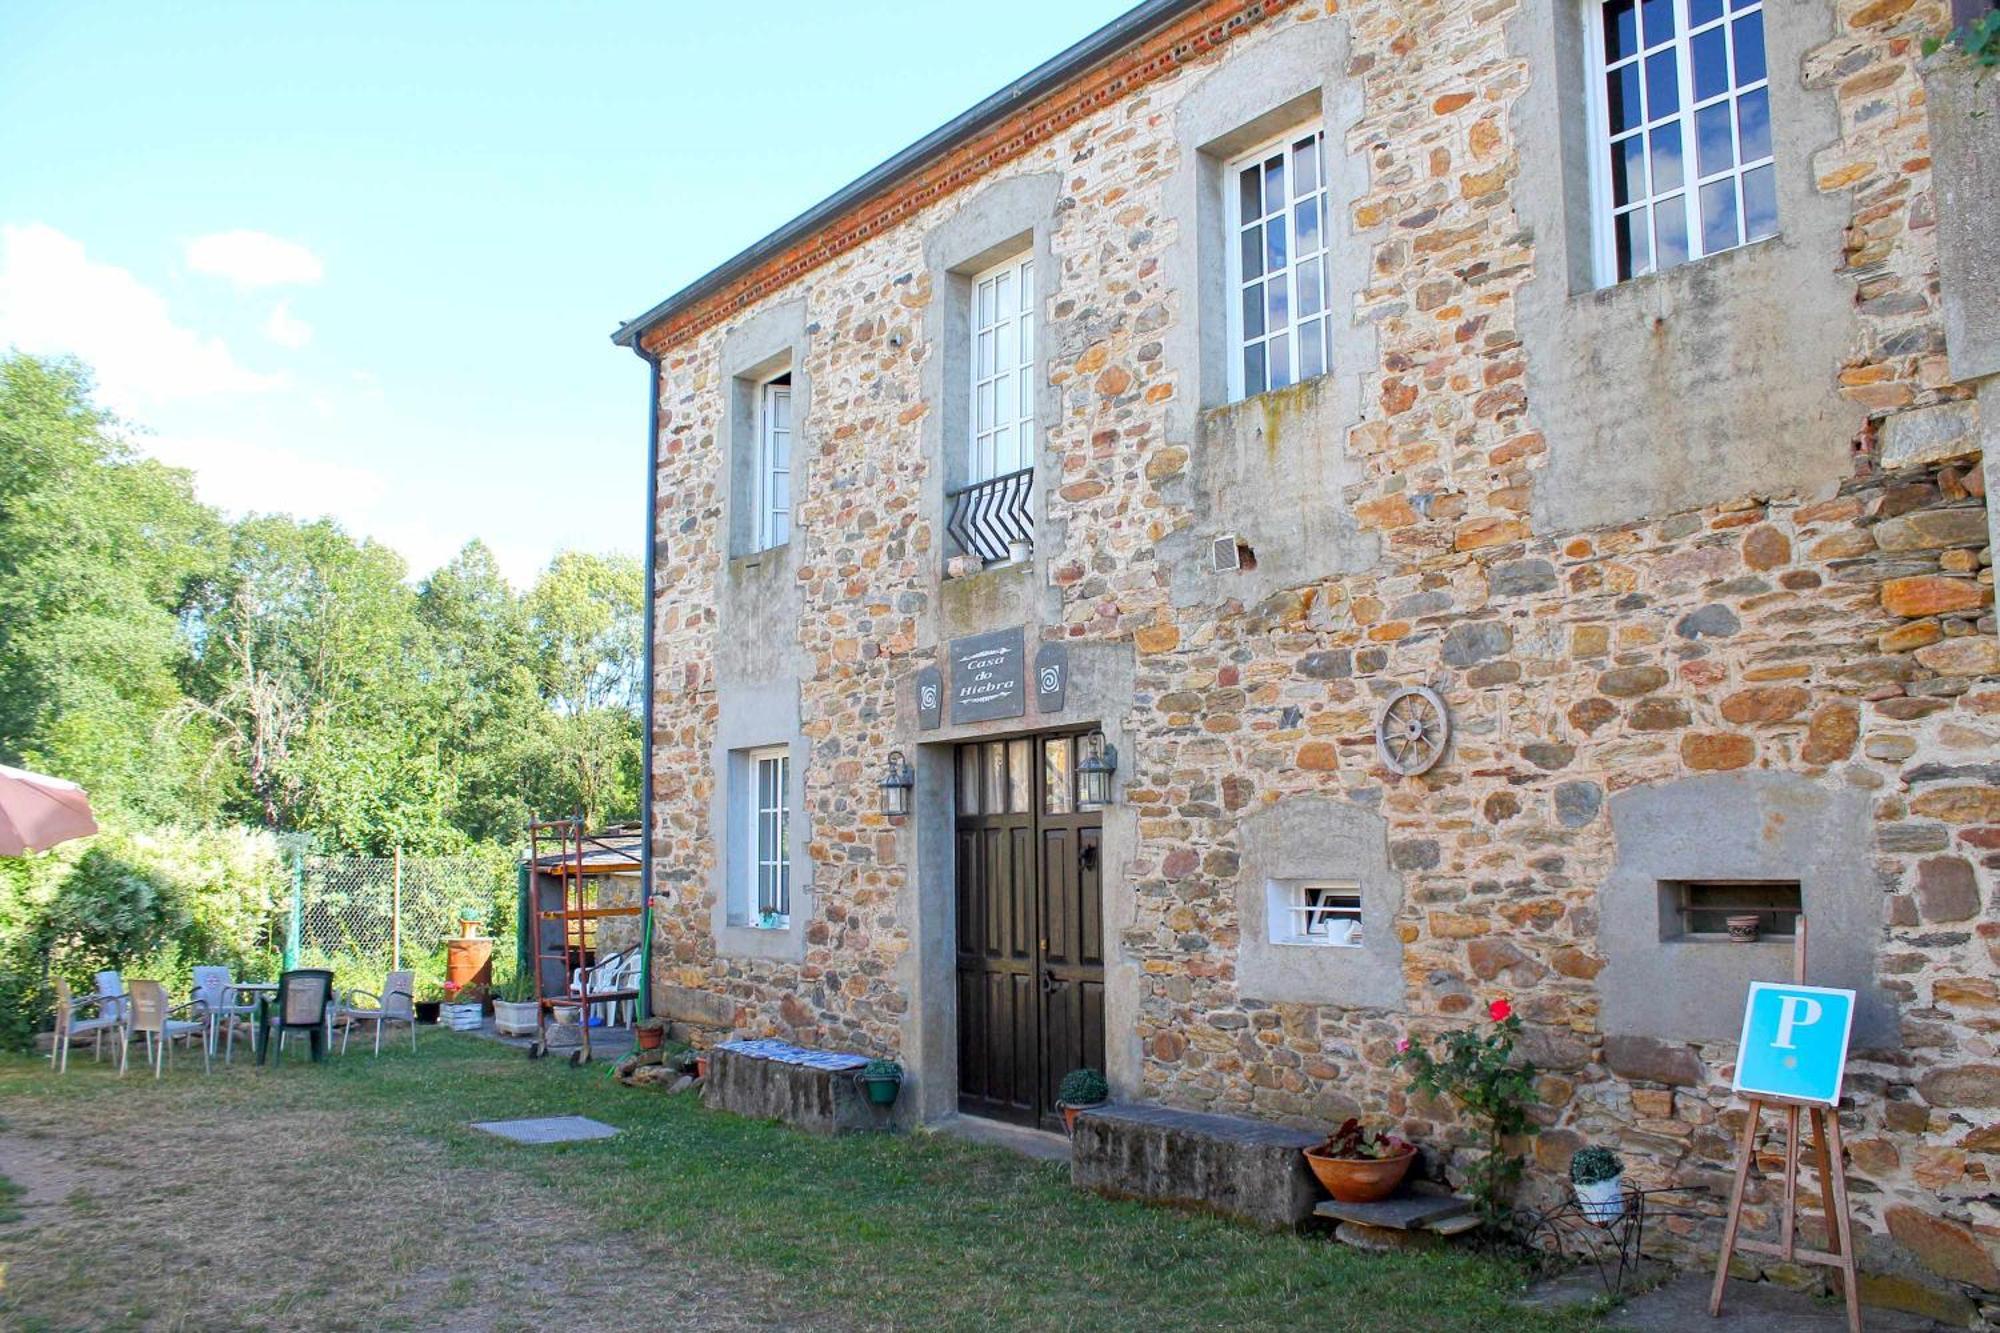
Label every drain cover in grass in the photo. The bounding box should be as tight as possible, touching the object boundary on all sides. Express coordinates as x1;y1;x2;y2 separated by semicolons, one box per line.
471;1115;619;1144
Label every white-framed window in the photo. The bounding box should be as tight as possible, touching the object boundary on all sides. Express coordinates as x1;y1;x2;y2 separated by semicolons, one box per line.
1224;125;1331;401
1266;881;1362;948
748;746;790;927
1586;0;1774;285
970;252;1035;483
755;374;792;549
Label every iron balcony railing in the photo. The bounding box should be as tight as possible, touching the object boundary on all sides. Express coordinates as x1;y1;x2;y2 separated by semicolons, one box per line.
946;467;1034;564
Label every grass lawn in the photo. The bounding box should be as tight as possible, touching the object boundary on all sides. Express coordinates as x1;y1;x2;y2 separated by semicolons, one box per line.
0;1034;1601;1331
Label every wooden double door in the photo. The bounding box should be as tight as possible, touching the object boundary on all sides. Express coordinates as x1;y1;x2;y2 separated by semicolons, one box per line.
954;732;1106;1130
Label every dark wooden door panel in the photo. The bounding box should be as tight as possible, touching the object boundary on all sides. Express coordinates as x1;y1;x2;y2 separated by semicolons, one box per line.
957;735;1106;1128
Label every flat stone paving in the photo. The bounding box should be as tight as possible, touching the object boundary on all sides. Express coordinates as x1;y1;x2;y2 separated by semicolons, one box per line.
1527;1271;1946;1332
470;1115;620;1144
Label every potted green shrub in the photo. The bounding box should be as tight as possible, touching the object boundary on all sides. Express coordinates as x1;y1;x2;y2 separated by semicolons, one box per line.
1303;1118;1418;1204
1570;1146;1626;1223
1057;1067;1109;1135
491;974;539;1036
636;1016;668;1052
857;1058;903;1107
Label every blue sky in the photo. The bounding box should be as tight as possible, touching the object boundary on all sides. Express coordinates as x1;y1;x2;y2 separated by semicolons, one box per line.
0;0;1134;585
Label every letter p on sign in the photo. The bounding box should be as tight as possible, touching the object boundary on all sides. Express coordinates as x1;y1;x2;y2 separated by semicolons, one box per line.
1732;982;1856;1106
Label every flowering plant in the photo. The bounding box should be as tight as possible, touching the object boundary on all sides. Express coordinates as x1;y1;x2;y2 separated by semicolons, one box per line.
1316;1117;1413;1162
1391;996;1539;1227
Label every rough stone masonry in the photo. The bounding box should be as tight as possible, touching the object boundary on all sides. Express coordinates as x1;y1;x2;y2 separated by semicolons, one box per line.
619;0;2000;1320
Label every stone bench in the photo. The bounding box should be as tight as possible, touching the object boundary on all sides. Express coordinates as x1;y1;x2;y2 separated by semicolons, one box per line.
1070;1102;1324;1230
701;1039;893;1136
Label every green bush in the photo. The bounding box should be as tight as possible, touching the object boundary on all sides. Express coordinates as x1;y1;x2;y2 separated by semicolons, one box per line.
861;1058;903;1083
1569;1146;1623;1186
1058;1067;1108;1106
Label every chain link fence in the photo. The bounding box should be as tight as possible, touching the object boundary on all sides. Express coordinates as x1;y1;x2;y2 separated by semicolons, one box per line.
279;852;514;991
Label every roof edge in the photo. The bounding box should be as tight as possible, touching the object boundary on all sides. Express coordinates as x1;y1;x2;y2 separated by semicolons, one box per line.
611;0;1206;351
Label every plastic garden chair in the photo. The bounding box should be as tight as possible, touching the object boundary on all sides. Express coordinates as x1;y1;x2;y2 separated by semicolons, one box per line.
592;950;639;1029
263;969;335;1065
337;970;417;1056
121;979;210;1079
191;966;260;1064
48;975;123;1072
93;970;126;1028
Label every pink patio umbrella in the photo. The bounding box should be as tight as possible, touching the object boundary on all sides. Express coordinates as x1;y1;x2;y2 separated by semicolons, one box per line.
0;764;99;856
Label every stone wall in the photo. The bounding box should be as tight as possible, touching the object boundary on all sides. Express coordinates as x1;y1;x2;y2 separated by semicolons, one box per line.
635;0;1996;1314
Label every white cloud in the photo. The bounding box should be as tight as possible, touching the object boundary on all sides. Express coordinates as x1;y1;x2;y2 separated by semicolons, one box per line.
185;229;324;288
143;434;388;521
0;223;286;411
264;299;312;348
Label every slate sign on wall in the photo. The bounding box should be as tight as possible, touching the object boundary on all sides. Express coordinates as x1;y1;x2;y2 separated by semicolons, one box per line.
915;665;943;732
1034;641;1069;714
950;628;1026;724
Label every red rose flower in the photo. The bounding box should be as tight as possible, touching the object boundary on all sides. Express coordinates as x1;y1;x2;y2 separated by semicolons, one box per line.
1489;997;1513;1023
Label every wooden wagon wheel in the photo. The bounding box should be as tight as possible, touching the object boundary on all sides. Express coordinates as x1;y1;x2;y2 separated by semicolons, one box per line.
1375;685;1450;776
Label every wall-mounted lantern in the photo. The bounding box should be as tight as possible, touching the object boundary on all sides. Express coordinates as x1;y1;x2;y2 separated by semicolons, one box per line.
878;750;915;819
1077;731;1118;811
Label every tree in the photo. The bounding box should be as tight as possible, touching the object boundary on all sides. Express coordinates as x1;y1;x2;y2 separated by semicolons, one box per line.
417;542;547;842
179;515;457;851
0;354;221;821
525;551;643;826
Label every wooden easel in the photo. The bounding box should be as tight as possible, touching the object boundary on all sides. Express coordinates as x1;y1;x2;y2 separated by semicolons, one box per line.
1709;916;1863;1331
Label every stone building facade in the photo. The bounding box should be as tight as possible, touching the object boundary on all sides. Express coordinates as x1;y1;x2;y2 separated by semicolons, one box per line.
616;0;1999;1316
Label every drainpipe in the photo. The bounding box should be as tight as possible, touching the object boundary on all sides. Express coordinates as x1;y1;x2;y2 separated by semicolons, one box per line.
634;342;663;1021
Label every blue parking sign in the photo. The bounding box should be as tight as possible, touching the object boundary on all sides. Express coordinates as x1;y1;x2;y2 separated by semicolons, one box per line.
1731;982;1856;1105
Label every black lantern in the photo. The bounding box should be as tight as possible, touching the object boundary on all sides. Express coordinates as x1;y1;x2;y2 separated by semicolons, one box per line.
879;750;915;819
1077;731;1117;811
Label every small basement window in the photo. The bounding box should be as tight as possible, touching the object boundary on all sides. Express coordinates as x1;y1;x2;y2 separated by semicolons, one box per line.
1663;879;1800;940
1268;881;1362;947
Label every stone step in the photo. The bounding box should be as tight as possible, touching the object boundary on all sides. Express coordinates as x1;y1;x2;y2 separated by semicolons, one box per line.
1314;1191;1474;1231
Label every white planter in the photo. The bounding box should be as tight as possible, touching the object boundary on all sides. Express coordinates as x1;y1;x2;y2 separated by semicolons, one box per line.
1574;1174;1626;1224
492;1000;539;1036
440;1002;485;1032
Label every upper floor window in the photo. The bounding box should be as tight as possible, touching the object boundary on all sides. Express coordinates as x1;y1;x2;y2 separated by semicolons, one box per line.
971;253;1035;483
1588;0;1774;284
756;373;792;549
1225;126;1330;400
946;252;1037;565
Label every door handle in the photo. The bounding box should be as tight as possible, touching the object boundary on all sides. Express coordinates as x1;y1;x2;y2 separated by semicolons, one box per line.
1080;844;1099;871
1039;972;1058;995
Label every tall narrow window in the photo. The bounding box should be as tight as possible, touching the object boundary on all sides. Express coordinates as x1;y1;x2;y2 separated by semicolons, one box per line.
970;253;1034;483
756;374;792;549
750;747;790;926
1588;0;1774;284
1226;126;1331;400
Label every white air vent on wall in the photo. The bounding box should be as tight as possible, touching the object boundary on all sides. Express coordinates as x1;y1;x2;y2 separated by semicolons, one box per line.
1211;534;1243;573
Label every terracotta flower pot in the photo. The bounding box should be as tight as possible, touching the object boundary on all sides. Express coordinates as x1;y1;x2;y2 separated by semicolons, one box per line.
637;1025;665;1051
1303;1145;1417;1204
694;1055;709;1080
1060;1101;1104;1136
1727;914;1762;943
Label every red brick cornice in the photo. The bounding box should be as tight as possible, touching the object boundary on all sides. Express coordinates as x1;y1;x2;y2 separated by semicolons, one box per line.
641;0;1301;356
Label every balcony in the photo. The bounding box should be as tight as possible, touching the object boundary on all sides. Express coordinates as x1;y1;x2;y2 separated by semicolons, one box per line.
945;467;1034;565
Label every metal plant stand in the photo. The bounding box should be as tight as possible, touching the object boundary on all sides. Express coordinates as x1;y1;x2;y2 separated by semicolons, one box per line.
1521;1184;1712;1297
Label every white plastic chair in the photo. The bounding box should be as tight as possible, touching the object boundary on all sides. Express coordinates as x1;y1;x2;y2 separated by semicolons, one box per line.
191;966;260;1063
48;975;122;1072
94;970;126;1028
121;979;209;1078
587;950;638;1029
337;970;417;1055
